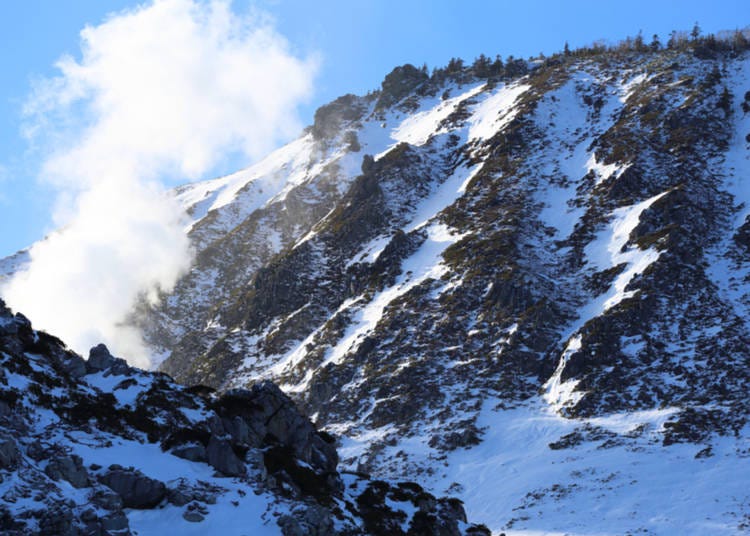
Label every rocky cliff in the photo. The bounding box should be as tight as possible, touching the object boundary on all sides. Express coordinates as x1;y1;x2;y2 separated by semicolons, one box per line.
4;37;750;534
0;299;487;535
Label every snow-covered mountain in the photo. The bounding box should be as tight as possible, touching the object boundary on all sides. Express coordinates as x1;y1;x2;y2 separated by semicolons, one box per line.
0;299;488;535
5;38;750;534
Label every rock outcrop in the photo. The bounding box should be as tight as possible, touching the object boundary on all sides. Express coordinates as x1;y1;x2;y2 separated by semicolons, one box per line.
5;38;750;534
0;299;488;535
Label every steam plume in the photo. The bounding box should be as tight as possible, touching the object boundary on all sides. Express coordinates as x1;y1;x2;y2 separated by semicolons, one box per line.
3;0;317;367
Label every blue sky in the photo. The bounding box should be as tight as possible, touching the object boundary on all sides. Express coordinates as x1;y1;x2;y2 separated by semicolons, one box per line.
0;0;747;258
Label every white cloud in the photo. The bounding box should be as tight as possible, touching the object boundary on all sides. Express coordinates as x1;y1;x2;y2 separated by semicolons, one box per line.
2;0;318;367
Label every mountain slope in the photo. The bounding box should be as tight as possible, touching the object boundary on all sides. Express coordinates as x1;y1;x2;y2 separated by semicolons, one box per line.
0;299;488;535
5;41;750;534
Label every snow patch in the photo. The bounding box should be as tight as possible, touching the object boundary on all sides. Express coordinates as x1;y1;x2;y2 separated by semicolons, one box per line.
542;335;583;411
322;223;466;368
428;399;749;535
535;72;629;239
392;83;485;146
579;190;669;319
468;82;530;141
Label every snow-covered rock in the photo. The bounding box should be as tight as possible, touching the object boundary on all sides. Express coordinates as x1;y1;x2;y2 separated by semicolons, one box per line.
0;299;487;535
5;43;750;534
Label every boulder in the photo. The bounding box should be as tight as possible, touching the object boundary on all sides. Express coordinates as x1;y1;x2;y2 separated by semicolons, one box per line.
60;354;87;379
171;443;207;463
183;502;208;522
44;454;90;488
99;468;166;509
167;488;191;507
183;511;205;523
13;313;31;328
0;437;20;469
278;505;334;536
222;414;261;447
109;357;131;376
216;382;338;473
206;436;245;477
37;506;76;536
80;508;97;523
100;511;129;532
90;488;124;511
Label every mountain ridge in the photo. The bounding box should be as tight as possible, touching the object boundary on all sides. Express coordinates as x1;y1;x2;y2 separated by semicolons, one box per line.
4;35;750;533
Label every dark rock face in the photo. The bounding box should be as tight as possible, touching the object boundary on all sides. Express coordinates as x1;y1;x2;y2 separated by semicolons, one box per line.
87;343;115;372
215;382;338;474
45;454;90;488
171;442;208;462
99;468;167;509
86;343;131;376
354;480;490;536
206;435;245;477
130;49;750;480
0;437;20;470
91;488;124;511
100;511;129;532
278;504;335;536
0;301;486;534
183;509;205;522
37;506;77;536
11;43;750;534
376;63;430;110
61;354;87;379
311;94;368;141
264;445;336;502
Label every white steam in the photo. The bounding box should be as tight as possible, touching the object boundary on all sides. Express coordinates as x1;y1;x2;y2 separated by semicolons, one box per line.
3;0;317;368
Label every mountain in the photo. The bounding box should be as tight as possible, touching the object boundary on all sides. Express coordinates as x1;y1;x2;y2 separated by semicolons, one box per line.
4;36;750;534
0;299;489;535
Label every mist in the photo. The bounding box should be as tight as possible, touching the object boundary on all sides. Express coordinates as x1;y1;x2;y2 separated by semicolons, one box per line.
2;0;317;368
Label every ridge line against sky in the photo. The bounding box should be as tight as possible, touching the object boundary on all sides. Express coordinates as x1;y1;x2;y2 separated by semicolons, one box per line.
0;0;748;259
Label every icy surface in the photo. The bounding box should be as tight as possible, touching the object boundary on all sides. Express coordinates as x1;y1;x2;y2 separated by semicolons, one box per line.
542;335;583;411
